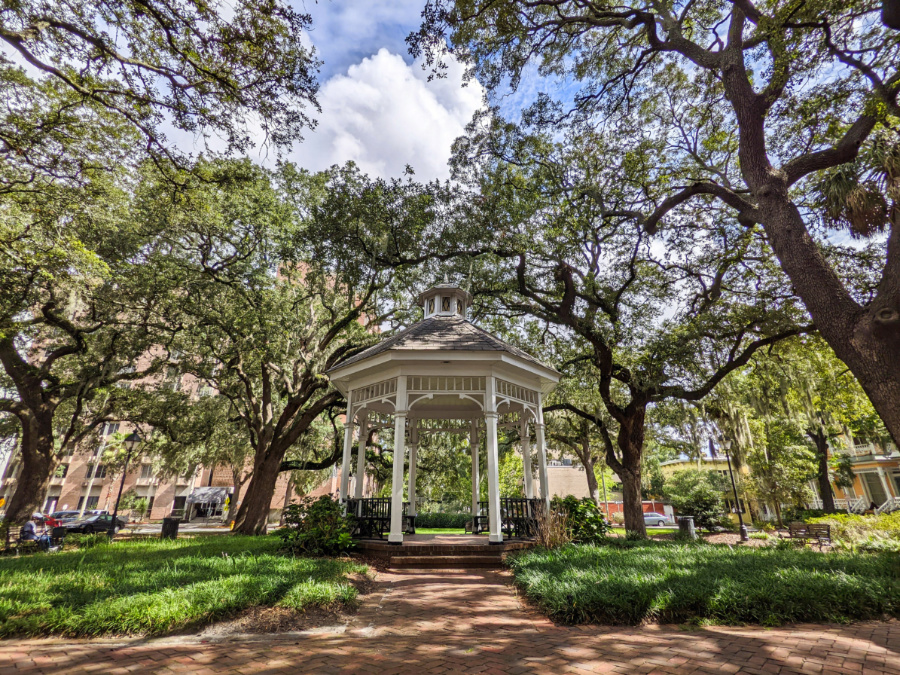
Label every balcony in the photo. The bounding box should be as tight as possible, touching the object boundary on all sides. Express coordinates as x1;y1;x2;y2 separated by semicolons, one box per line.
50;475;66;486
135;476;159;486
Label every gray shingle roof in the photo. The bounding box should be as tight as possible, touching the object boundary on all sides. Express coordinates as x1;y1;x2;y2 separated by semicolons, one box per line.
327;315;556;373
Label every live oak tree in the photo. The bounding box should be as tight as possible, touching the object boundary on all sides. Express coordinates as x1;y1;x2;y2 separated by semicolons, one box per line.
454;124;806;536
411;0;900;446
0;173;179;524
137;160;414;535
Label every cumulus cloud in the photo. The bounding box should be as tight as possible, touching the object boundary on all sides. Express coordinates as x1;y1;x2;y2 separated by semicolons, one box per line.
290;49;484;181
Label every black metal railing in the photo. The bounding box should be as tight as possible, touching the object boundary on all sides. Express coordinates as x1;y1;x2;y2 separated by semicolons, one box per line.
473;497;541;538
346;498;416;539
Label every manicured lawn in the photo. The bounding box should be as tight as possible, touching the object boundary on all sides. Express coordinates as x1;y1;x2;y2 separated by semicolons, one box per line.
414;528;467;535
507;540;900;626
612;527;678;535
0;535;366;638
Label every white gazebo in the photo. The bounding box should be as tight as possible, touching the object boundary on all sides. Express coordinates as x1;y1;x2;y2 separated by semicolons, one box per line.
325;283;560;544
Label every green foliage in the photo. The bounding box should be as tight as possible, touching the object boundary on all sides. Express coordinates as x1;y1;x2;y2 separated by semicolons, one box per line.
413;512;471;529
806;513;900;553
117;489;148;518
552;496;610;543
0;535;365;637
278;496;355;557
663;470;730;531
507;541;900;626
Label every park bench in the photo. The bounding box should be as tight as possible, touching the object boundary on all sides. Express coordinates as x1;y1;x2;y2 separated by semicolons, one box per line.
2;524;65;556
781;522;832;548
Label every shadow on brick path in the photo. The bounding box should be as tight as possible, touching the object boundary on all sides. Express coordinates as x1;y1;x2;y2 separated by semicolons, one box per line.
1;569;898;674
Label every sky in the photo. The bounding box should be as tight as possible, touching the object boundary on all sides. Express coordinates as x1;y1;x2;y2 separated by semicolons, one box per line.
284;0;486;182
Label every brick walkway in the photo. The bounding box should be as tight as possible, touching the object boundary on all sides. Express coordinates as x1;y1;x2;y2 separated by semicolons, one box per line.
2;569;899;674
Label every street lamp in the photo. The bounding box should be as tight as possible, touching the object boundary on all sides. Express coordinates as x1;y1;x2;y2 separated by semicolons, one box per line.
111;430;142;533
721;438;749;542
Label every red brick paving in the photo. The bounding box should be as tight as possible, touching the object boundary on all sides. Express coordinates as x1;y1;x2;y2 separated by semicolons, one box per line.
1;569;898;674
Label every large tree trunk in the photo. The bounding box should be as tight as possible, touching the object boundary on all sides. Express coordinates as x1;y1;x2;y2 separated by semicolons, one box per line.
808;429;836;513
3;413;56;525
760;196;900;447
614;409;648;538
233;447;282;535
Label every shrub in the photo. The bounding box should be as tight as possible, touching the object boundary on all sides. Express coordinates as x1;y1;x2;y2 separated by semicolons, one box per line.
278;496;355;557
610;512;625;525
64;533;110;549
663;470;730;531
413;512;470;529
552;496;610;543
749;532;770;540
806;512;900;552
534;507;570;549
507;540;899;626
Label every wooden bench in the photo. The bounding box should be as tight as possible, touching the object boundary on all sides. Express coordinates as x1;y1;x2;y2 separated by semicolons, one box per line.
782;522;832;548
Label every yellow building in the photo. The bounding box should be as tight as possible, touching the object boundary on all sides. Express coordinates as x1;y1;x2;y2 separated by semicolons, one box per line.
658;457;759;524
814;440;900;514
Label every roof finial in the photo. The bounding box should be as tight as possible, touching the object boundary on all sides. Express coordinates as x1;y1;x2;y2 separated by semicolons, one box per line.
443;272;449;284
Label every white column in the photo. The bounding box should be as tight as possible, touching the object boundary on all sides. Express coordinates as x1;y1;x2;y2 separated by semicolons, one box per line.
408;421;418;516
470;420;480;521
535;393;550;511
339;390;354;503
521;415;534;499
878;468;894;500
485;376;503;543
388;376;408;544
354;410;368;500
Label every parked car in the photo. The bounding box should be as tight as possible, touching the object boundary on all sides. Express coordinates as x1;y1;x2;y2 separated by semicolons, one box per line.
63;513;127;535
643;512;669;527
50;510;83;522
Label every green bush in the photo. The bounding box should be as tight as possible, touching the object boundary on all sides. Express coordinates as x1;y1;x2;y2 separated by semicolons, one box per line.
64;533;110;549
507;540;899;626
552;496;610;543
414;512;470;529
663;470;730;531
806;512;900;552
278;496;355;556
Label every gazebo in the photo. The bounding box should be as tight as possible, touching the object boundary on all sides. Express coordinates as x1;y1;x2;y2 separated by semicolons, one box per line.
325;284;560;544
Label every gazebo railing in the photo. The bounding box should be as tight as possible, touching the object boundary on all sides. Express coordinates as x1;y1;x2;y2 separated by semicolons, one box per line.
474;497;541;538
347;498;416;539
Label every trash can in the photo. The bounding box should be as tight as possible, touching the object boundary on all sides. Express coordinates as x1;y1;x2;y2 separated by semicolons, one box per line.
161;517;180;540
677;516;697;540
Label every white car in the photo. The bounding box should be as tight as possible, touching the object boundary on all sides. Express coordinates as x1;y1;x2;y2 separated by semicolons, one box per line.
643;512;669;527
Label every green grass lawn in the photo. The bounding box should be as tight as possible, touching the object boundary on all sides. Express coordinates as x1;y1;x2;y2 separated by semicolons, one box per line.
612;527;679;535
508;540;900;626
414;528;468;535
0;535;366;638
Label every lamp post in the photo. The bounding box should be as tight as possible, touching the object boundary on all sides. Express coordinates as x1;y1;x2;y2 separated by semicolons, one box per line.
722;438;749;542
112;430;141;532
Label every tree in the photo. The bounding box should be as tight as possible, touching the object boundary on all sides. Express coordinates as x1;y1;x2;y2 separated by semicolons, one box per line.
664;469;730;531
745;428;818;527
411;0;900;447
135;159;416;535
448;123;805;536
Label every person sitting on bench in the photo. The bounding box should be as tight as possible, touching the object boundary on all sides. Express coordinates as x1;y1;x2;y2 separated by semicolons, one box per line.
20;513;51;551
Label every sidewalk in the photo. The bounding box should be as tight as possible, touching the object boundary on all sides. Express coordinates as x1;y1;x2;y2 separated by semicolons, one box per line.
1;569;898;674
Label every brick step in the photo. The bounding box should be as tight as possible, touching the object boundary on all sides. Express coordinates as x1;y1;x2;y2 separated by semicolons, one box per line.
389;555;503;569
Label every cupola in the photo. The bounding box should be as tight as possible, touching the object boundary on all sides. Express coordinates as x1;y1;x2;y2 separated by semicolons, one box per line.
416;283;472;319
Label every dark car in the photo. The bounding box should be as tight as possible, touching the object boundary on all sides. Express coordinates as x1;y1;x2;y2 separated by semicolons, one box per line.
63;513;127;535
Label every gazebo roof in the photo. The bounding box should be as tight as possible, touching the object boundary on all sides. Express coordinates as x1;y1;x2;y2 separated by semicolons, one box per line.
327;314;557;374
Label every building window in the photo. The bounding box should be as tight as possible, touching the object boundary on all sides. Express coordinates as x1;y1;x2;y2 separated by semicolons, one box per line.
456;299;463;314
442;296;450;312
146;496;155;515
139;464;154;480
43;497;58;513
54;464;68;478
428;298;435;314
91;464;108;479
104;422;120;436
77;496;100;511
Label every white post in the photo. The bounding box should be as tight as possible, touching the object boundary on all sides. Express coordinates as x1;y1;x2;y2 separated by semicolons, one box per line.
355;410;368;500
470;420;480;522
878;468;894;500
536;393;550;511
521;414;534;499
408;421;418;516
485;376;503;544
389;376;408;544
339;390;354;503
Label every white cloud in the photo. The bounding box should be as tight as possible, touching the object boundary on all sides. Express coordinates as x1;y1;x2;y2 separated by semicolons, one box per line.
290;48;484;181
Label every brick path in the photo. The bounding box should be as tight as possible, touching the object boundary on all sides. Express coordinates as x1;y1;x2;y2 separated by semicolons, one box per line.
2;569;899;674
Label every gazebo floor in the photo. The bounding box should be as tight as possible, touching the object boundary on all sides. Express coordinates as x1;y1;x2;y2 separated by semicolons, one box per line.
355;534;537;569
